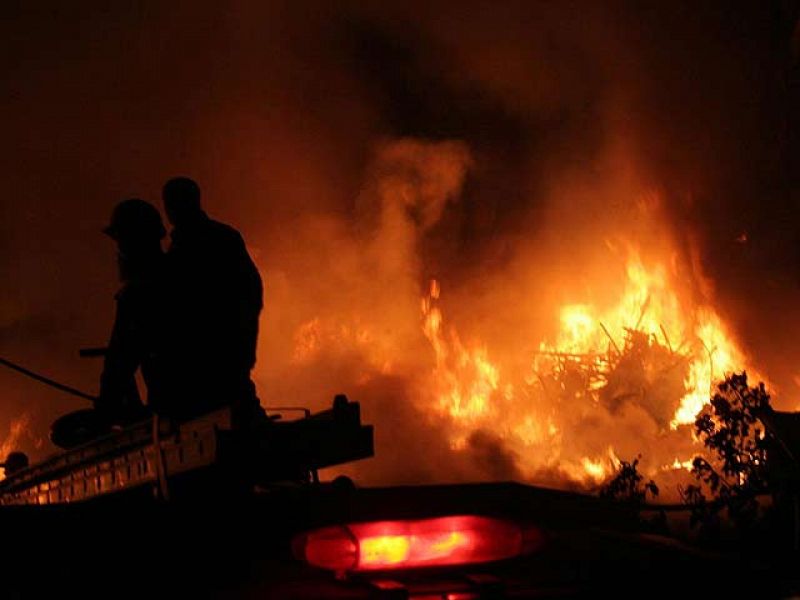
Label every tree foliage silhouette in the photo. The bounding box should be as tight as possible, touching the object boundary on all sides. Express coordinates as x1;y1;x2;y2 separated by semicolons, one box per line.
600;456;659;504
681;372;771;533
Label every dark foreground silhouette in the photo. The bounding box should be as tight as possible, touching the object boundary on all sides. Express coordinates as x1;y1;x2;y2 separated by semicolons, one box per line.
52;178;264;447
161;176;264;425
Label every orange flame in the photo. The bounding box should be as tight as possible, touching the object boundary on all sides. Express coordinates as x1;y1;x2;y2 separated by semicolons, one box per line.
279;138;765;492
422;279;499;421
0;416;30;481
419;248;761;485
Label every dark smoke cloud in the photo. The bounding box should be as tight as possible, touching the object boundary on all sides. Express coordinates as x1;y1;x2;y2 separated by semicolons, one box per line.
2;2;800;487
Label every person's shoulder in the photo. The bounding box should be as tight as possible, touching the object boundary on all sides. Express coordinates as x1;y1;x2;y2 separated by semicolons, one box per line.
207;218;246;246
207;218;241;236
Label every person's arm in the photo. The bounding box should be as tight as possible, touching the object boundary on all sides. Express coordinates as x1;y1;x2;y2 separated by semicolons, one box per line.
231;234;263;368
98;289;142;414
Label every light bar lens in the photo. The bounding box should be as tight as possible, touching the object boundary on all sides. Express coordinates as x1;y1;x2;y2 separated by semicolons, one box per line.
294;515;542;572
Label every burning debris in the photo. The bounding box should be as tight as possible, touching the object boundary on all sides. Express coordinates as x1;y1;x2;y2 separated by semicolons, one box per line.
534;327;689;430
417;247;759;490
270;135;766;494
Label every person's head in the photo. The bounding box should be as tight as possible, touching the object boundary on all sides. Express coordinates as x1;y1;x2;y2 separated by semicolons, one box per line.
104;198;166;256
162;176;202;227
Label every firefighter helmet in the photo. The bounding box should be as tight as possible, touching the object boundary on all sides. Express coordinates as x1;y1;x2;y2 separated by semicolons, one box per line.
104;198;166;241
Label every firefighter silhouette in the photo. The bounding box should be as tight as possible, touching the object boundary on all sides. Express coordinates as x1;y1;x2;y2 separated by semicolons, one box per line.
51;199;165;447
51;183;264;448
161;177;264;426
98;197;171;417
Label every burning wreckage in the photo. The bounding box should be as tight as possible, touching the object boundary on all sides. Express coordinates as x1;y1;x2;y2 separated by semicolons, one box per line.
535;326;693;431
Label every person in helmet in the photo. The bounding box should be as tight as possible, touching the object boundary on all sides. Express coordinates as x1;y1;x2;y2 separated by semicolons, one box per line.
161;177;263;425
96;198;168;422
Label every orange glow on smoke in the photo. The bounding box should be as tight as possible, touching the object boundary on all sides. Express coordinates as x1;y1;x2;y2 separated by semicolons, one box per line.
281;138;766;492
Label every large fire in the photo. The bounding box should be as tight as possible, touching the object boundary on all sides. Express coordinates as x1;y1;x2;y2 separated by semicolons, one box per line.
419;248;757;486
276;137;768;493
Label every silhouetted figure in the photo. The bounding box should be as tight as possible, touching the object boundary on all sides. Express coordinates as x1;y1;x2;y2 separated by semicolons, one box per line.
51;199;166;448
161;177;264;425
97;198;169;419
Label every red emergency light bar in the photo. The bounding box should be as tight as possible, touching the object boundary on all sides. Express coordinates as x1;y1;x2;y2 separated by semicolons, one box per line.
293;515;543;573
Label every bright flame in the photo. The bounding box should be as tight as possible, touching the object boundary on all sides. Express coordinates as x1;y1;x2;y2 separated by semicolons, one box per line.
662;458;694;472
539;253;756;429
0;416;29;481
283;168;765;492
581;457;609;482
417;247;761;487
672;311;746;428
422;280;499;420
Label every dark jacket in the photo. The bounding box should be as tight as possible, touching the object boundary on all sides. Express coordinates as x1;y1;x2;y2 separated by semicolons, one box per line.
98;252;167;419
164;212;263;421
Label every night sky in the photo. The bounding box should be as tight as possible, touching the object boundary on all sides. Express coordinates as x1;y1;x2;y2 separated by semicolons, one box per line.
2;1;800;466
